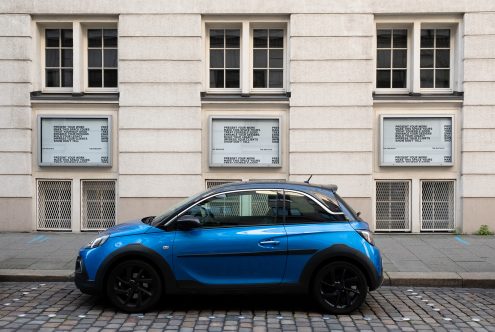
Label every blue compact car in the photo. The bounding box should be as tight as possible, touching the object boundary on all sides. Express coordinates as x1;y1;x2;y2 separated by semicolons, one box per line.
75;181;383;313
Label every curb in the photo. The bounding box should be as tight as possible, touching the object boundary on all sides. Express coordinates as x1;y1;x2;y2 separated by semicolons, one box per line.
1;270;495;288
382;272;495;288
0;269;74;282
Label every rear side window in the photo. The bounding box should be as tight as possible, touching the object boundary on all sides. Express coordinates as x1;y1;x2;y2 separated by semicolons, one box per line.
282;192;346;224
334;192;360;220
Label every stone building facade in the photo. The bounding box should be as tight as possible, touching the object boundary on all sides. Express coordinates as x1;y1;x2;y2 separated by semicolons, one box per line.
1;0;494;233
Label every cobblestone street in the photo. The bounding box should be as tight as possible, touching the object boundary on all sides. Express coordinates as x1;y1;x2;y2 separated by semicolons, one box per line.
0;282;493;331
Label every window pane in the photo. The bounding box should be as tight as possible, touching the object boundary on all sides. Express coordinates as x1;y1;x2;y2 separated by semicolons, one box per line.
225;49;239;68
392;70;407;88
436;49;450;68
225;70;240;88
377;29;391;48
183;191;280;227
103;29;118;47
209;29;224;48
269;49;283;68
420;50;434;68
88;29;102;47
269;29;284;48
225;29;240;48
269;69;283;88
209;69;224;88
420;69;434;88
61;49;72;67
88;49;102;67
376;70;391;88
45;29;59;47
253;29;268;48
45;69;59;87
104;49;118;67
436;29;450;48
88;69;102;87
253;69;267;88
377;50;391;68
104;69;118;87
61;69;73;87
421;29;434;48
393;50;407;68
253;49;267;68
435;69;450;88
393;29;407;48
45;49;59;67
209;49;224;68
283;192;341;223
61;29;73;47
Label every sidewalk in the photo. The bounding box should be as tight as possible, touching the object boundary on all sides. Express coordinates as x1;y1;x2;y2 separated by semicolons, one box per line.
0;232;494;287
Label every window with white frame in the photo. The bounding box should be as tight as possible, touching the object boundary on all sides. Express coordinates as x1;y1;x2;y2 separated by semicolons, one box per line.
39;21;118;93
375;19;459;94
44;29;73;88
205;20;287;93
87;29;118;88
209;29;241;89
376;29;408;89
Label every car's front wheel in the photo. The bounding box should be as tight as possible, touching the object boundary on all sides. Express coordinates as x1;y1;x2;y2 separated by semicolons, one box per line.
106;260;162;312
312;261;368;314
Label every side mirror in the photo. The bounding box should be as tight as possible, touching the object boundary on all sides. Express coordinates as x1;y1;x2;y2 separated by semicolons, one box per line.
176;215;201;231
356;211;362;218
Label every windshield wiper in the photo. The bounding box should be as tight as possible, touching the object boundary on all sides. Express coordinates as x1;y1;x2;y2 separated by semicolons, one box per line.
141;216;155;224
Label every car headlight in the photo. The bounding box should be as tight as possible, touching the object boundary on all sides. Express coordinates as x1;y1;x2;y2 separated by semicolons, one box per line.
86;234;109;248
357;230;375;246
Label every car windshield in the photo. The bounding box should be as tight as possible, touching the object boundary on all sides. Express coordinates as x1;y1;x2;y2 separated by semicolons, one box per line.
151;190;207;227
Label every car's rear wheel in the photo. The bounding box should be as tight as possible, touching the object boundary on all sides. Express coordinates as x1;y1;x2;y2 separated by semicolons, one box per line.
106;260;162;312
312;261;368;314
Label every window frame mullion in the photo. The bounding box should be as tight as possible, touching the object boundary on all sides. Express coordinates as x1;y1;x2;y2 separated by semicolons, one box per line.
241;21;250;94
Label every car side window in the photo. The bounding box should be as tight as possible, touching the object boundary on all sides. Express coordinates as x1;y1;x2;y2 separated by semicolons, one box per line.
181;190;282;228
282;192;347;223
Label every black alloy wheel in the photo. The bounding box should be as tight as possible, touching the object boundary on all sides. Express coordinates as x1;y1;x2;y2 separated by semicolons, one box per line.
106;260;162;312
312;261;368;314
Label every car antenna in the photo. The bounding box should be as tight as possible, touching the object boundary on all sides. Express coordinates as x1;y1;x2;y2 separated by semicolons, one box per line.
304;175;313;184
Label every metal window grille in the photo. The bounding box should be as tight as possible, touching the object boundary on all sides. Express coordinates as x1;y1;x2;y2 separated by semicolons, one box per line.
206;180;242;216
81;180;116;231
421;180;455;231
375;181;410;231
206;179;241;189
37;180;72;230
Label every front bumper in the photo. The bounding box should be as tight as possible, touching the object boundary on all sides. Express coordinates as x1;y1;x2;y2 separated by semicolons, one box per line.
74;256;99;295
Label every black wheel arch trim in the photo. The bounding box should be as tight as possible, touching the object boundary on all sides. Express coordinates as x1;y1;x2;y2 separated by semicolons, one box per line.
299;244;382;291
94;244;178;293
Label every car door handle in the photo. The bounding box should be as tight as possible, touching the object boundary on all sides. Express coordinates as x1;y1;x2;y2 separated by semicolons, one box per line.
259;240;280;246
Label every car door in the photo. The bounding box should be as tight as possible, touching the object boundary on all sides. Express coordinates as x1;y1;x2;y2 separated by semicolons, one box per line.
172;189;287;286
281;190;350;283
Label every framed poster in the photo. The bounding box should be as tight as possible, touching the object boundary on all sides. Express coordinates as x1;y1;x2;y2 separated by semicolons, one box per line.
209;117;281;167
38;116;112;167
380;115;453;166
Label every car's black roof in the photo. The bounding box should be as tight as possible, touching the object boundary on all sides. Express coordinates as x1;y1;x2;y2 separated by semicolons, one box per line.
205;181;338;196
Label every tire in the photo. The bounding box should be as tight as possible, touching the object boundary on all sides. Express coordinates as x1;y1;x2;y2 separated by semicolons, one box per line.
312;261;368;314
106;259;162;312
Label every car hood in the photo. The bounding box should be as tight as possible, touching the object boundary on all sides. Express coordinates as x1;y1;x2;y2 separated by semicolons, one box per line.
101;219;152;237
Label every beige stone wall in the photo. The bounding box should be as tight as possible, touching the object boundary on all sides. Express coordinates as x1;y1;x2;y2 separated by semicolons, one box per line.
0;1;495;232
462;12;495;234
289;13;374;223
118;14;204;215
0;14;33;231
